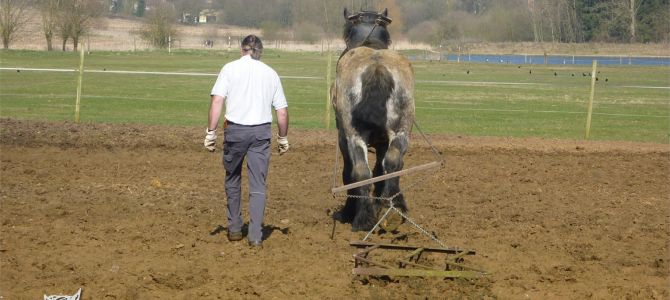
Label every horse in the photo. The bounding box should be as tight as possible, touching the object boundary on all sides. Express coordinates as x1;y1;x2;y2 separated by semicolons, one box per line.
331;8;415;232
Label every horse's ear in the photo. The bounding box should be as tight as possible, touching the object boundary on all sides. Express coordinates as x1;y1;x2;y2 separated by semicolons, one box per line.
378;8;392;25
343;8;349;20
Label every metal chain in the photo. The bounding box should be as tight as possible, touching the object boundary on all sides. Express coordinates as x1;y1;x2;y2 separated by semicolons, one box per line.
333;194;387;201
361;197;448;249
332;191;401;201
389;206;448;248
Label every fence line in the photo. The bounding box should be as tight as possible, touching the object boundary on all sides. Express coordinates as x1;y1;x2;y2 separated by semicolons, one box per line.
2;67;667;123
4;67;669;89
408;52;670;66
2;91;667;119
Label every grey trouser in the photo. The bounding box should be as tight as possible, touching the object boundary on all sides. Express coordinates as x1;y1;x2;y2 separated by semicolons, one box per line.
222;122;271;242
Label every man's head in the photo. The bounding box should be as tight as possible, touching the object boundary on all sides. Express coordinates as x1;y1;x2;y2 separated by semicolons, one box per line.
241;35;263;60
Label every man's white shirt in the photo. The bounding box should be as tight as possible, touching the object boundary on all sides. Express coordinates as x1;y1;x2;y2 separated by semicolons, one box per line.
211;55;288;125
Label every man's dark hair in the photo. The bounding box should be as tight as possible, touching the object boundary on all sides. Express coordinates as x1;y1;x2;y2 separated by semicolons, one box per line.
241;35;263;60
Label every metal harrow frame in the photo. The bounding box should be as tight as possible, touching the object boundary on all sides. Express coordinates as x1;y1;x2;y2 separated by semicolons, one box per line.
350;241;486;278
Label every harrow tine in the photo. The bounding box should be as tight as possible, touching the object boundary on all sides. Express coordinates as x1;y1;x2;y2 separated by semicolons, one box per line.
403;247;424;261
396;259;440;270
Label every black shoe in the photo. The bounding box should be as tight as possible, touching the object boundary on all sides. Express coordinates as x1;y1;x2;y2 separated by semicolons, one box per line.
227;231;243;242
248;240;263;248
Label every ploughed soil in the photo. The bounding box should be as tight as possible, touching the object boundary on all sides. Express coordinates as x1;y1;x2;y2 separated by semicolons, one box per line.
1;118;668;299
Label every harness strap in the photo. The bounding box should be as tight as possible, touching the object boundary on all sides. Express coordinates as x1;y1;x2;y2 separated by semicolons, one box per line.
361;22;379;48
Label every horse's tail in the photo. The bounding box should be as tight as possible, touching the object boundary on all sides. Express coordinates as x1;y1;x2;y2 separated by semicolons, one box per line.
353;63;395;129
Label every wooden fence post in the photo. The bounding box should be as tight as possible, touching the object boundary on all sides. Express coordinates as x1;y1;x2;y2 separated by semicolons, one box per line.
325;51;332;129
75;41;85;123
585;60;598;139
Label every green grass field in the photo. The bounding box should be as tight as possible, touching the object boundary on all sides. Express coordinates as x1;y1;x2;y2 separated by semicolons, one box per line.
1;49;668;143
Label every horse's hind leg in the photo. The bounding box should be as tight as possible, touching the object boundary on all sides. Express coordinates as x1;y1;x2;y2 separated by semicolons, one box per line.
348;136;377;231
337;132;355;223
382;133;409;212
336;132;376;231
372;141;388;198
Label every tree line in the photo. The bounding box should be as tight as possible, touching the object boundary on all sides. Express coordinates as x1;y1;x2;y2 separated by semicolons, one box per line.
1;0;103;50
1;0;668;50
187;0;668;44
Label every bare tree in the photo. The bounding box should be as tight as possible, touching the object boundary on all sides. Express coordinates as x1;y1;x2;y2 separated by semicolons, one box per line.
54;0;101;51
565;0;582;42
40;0;59;51
621;0;643;42
57;8;71;50
528;0;543;42
140;2;178;48
0;0;29;49
528;0;582;43
65;0;103;51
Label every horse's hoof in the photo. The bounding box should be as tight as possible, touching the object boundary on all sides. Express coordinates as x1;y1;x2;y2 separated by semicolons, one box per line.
350;225;369;232
351;219;374;232
380;212;403;232
333;210;354;223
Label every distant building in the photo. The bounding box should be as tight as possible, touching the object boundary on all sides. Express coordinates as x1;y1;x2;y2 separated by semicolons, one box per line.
199;9;217;23
182;12;197;24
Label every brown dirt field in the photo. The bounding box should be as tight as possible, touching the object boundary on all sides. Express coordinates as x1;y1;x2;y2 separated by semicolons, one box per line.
1;118;669;299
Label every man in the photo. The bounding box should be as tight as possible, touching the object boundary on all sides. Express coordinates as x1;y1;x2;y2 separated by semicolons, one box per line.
204;35;289;248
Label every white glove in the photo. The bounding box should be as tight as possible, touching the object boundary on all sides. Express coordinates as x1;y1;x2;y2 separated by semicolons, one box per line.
204;128;217;152
277;135;289;155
